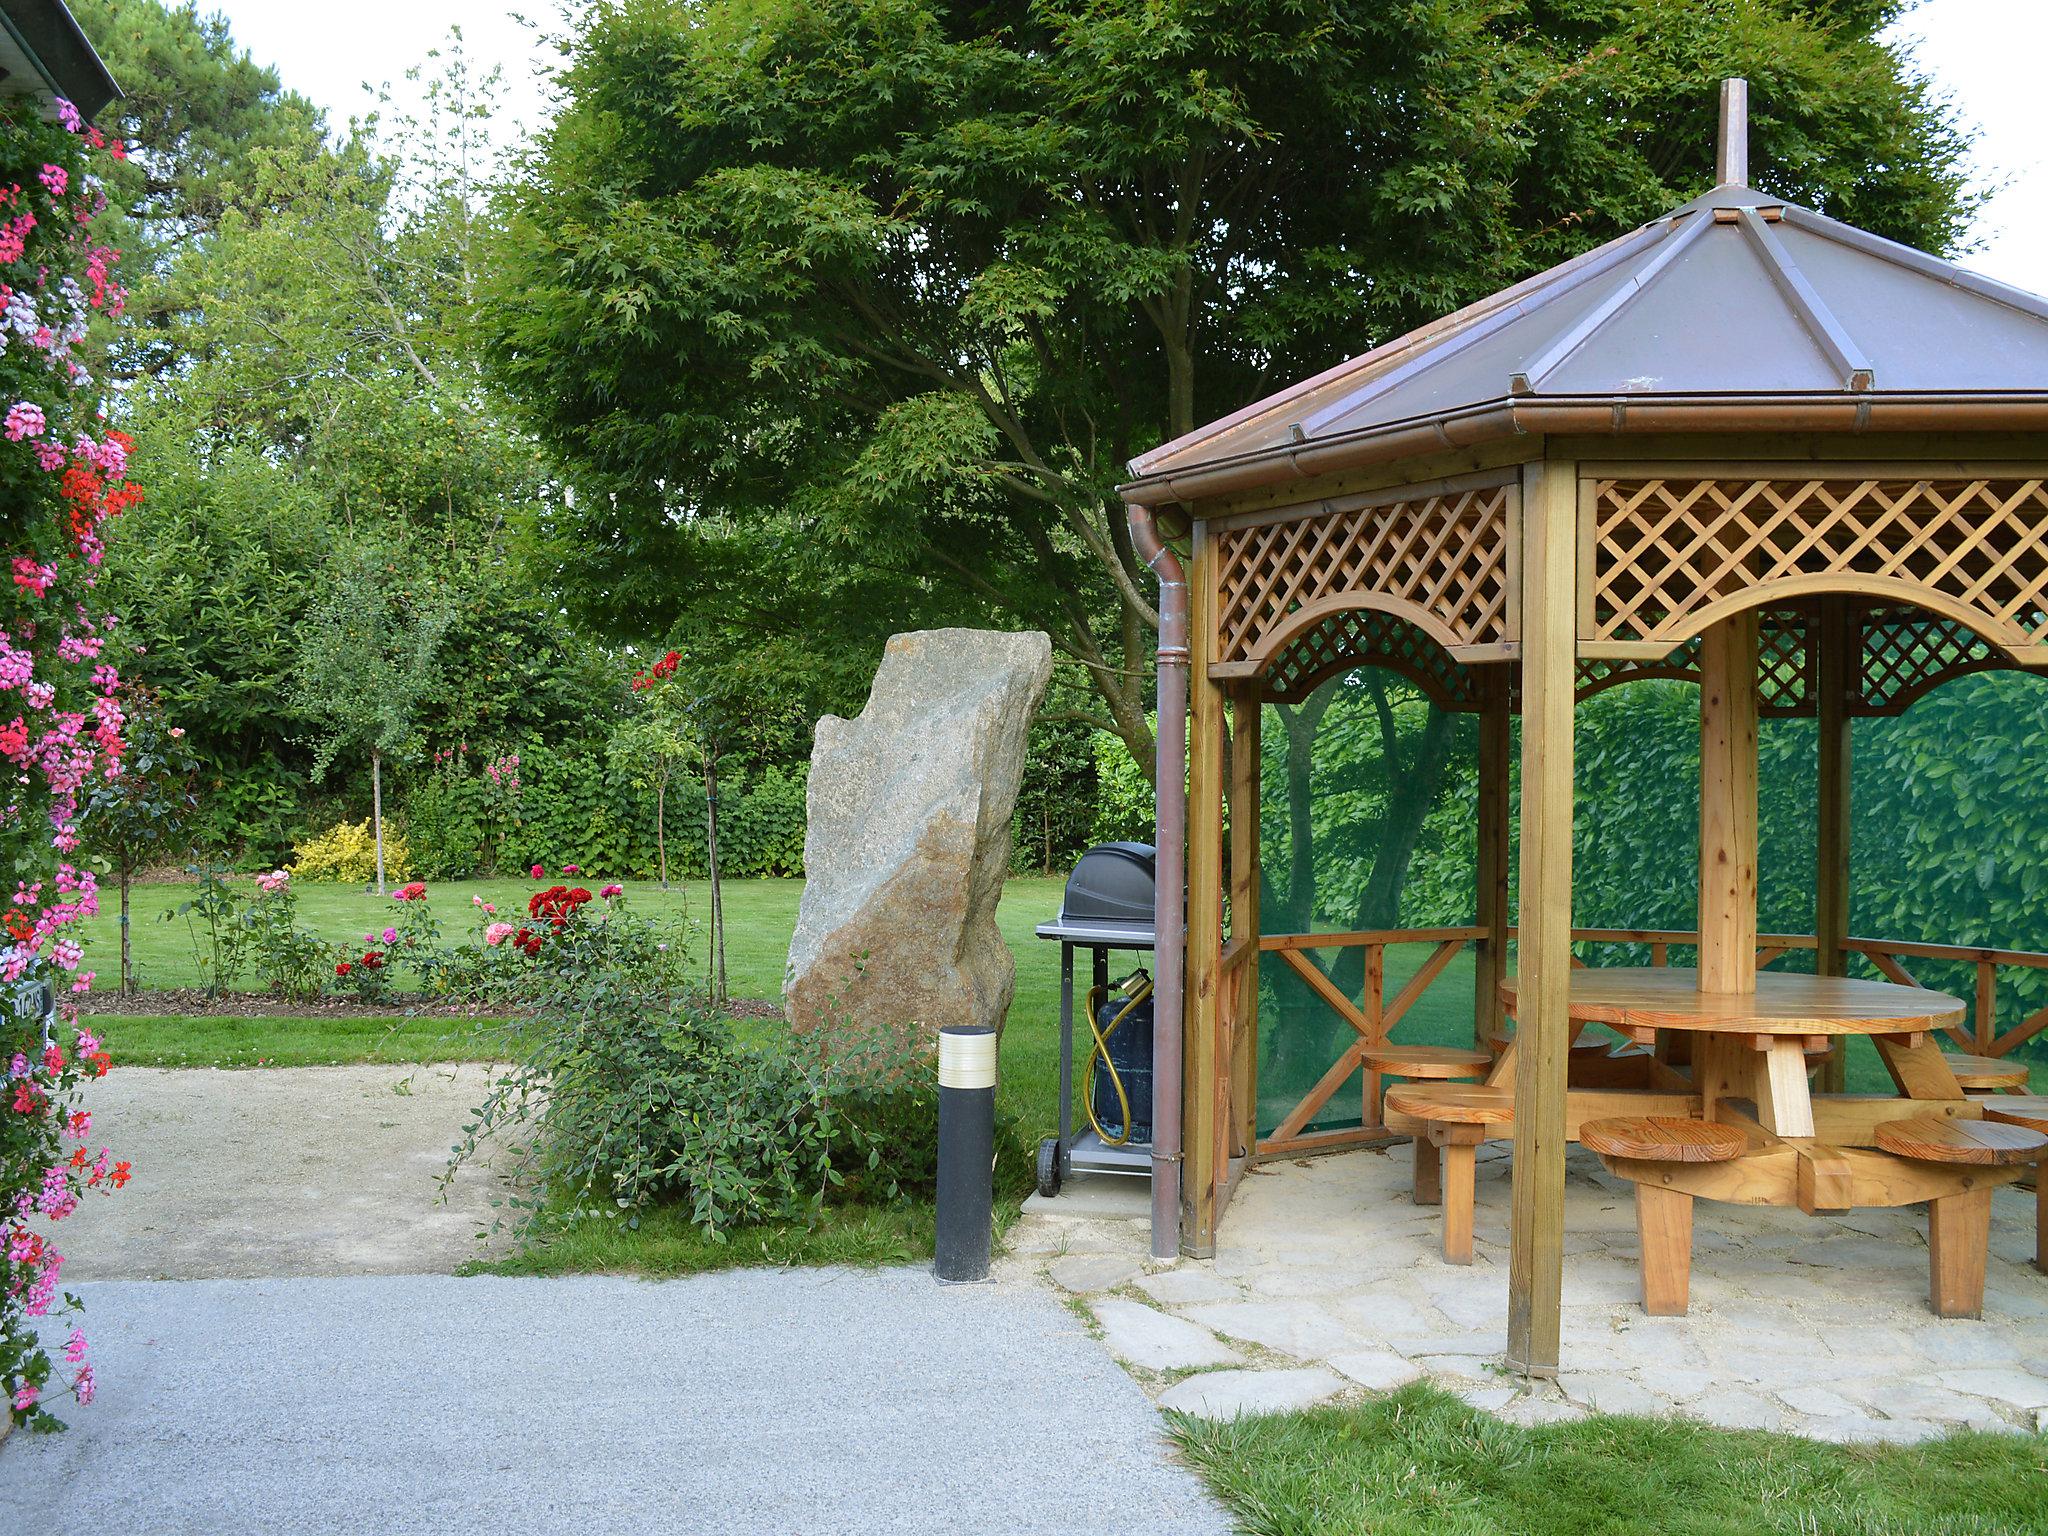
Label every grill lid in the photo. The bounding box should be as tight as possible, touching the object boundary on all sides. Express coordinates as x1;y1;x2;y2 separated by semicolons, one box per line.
1036;841;1157;945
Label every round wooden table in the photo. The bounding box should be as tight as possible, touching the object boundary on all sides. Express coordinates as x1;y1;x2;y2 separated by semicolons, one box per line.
1500;967;1964;1037
1499;966;1967;1138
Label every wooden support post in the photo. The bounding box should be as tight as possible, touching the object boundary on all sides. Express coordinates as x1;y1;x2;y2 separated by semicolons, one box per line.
1928;1187;1993;1318
1635;1184;1694;1316
1507;459;1576;1378
1475;666;1511;1052
1362;943;1386;1131
1698;609;1759;995
1815;597;1852;1093
1228;684;1262;1163
1183;525;1227;1256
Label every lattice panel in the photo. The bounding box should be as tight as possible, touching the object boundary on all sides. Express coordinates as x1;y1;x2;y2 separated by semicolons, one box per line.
1860;606;2004;714
1589;477;2048;656
1214;486;1512;666
1571;609;1813;715
1261;607;1481;707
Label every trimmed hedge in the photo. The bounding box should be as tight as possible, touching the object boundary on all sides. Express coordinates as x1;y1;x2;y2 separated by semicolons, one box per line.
400;743;807;881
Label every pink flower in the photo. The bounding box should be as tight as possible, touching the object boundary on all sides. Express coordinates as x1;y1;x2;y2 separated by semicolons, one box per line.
63;1326;85;1363
600;884;623;899
380;926;397;945
4;400;44;440
484;922;516;947
530;865;545;879
72;1365;92;1405
563;864;580;875
38;164;67;198
12;1381;36;1411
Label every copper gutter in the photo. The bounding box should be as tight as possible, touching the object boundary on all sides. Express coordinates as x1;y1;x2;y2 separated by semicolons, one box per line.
1128;502;1187;1260
1119;393;2048;507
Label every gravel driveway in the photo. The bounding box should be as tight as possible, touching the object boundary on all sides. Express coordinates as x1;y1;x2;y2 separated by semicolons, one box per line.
6;1066;1233;1534
49;1063;515;1278
1;1270;1233;1536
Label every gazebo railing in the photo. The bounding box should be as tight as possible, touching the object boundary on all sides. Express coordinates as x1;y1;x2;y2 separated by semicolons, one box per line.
1251;927;1483;1156
1250;924;2048;1159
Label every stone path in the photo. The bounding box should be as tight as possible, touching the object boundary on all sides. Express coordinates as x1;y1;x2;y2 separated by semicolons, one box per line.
1005;1143;2048;1442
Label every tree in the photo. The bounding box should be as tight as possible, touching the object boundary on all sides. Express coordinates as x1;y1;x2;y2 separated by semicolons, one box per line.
484;0;1974;779
290;544;454;892
72;0;329;379
81;688;200;994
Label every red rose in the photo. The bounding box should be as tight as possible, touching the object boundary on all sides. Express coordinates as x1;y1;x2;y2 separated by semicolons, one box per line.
335;961;352;976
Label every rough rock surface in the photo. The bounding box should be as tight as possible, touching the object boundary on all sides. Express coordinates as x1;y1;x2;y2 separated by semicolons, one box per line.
785;627;1051;1038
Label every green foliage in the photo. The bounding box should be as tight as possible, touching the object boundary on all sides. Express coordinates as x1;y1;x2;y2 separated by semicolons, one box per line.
1090;727;1156;847
484;0;1974;771
447;896;945;1237
81;687;200;878
240;877;328;1002
291;542;455;780
291;820;415;884
158;859;246;997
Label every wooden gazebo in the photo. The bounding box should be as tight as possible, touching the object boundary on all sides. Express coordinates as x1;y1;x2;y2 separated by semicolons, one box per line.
1121;84;2048;1375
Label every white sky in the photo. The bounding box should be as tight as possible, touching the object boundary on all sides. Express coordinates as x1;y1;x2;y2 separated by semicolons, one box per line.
207;0;2048;290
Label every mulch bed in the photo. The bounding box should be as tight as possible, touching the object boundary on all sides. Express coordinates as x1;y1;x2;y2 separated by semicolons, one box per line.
80;987;789;1022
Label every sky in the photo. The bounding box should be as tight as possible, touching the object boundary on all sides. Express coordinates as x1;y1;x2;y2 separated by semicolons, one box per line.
206;0;2048;291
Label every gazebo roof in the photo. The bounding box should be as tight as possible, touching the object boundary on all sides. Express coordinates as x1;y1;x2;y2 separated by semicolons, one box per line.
1127;183;2048;502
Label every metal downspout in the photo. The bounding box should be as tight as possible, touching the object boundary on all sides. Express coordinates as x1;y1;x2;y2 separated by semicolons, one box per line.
1129;503;1187;1260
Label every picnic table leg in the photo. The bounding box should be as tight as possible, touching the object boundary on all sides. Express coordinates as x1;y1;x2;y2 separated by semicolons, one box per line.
1928;1186;1993;1318
1412;1139;1441;1206
1435;1126;1483;1265
1635;1182;1694;1316
2035;1154;2046;1274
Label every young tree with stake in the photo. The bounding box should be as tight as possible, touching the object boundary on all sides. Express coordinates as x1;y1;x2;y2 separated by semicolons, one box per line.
291;545;453;893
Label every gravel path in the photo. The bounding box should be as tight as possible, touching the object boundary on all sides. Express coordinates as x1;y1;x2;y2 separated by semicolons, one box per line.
0;1270;1234;1536
50;1064;515;1278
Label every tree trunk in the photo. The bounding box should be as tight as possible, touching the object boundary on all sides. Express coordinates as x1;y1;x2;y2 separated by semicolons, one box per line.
656;772;669;890
371;747;386;895
119;863;132;995
705;754;726;1005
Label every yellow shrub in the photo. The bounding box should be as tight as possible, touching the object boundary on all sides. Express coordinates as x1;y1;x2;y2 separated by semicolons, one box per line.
290;819;414;884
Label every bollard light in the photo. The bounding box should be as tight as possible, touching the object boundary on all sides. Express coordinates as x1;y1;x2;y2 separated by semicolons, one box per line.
934;1023;997;1283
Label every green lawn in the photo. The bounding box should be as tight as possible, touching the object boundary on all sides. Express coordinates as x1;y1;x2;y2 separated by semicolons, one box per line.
85;875;1075;1143
1171;1385;2048;1536
84;872;2044;1102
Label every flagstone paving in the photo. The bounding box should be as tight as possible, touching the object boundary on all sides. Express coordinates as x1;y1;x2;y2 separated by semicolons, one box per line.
1003;1142;2048;1441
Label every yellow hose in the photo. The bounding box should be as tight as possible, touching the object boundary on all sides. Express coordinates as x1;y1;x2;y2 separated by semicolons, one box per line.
1083;975;1153;1147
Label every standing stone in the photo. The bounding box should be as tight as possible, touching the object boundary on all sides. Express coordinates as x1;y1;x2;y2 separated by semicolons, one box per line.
785;628;1052;1040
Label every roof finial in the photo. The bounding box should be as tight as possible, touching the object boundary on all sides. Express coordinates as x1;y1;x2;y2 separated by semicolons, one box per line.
1717;78;1749;187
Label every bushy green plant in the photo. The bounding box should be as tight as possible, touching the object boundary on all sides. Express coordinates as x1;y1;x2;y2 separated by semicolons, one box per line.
240;868;328;1001
448;895;947;1238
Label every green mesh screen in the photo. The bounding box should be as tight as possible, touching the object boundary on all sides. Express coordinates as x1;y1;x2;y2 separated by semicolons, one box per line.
1252;667;1484;1138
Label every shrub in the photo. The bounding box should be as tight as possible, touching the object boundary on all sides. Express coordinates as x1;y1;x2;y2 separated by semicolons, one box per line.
448;895;944;1237
241;868;327;1001
290;818;414;883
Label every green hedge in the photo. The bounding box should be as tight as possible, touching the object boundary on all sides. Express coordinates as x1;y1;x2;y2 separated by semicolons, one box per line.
400;744;807;880
1401;672;2048;1040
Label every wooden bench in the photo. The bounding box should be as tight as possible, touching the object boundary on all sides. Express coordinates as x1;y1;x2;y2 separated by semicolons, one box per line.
1979;1096;2048;1273
1382;1084;1511;1265
1875;1114;2048;1316
1579;1117;1749;1315
1941;1053;2031;1094
1358;1043;1492;1082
